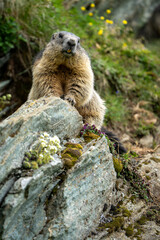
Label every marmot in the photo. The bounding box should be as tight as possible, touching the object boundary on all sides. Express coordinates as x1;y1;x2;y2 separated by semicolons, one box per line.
28;31;106;129
28;31;126;153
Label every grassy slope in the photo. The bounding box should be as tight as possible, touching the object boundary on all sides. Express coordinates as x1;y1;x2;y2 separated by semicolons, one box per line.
2;0;160;138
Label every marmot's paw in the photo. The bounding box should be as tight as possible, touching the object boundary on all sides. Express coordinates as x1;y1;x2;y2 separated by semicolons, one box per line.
60;95;76;106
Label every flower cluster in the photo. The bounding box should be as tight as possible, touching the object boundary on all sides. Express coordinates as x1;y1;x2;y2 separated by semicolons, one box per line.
80;124;116;153
80;3;128;35
23;132;61;169
105;19;113;24
38;132;61;163
80;123;105;137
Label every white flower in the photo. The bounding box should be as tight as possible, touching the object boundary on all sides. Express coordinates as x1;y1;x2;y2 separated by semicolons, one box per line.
49;136;60;144
49;145;58;153
56;144;62;149
41;142;47;148
43;132;50;138
43;148;49;153
39;153;44;159
50;156;55;161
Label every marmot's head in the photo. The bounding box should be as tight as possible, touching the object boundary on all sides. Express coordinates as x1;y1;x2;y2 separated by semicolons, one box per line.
45;31;81;58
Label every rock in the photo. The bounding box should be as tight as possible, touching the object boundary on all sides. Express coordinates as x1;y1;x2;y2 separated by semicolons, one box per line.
1;160;63;240
121;134;130;143
139;134;153;148
137;153;160;203
0;97;83;184
40;137;116;240
0;97;117;240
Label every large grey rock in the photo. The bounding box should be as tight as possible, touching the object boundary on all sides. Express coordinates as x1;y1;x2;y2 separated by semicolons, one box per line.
0;97;116;240
1;160;63;240
38;137;116;240
0;97;83;184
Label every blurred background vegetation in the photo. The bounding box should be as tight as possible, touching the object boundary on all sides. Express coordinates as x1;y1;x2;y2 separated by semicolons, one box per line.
0;0;160;149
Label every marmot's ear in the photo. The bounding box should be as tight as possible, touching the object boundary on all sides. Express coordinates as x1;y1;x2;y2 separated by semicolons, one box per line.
51;33;55;40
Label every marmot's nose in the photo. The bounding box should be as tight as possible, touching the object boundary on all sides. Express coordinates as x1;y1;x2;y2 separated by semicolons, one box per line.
67;39;76;47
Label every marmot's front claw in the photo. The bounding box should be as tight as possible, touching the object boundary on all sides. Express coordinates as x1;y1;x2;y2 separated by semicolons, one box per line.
63;95;76;106
60;95;65;100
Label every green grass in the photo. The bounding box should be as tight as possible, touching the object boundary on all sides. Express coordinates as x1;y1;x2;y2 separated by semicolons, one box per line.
2;0;160;127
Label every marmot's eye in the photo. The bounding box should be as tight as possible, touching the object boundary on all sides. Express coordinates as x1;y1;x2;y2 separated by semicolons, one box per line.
78;38;80;44
59;33;63;38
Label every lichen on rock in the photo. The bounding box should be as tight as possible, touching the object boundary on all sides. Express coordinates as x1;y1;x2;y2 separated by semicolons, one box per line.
0;97;116;240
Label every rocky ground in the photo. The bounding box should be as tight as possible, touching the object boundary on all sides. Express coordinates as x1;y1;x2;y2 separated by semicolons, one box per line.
0;97;160;240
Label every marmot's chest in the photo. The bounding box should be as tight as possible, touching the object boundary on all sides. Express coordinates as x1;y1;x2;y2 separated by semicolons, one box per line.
56;65;74;90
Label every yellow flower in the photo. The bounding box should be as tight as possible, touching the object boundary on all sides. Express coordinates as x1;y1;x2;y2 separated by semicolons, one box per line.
123;20;128;25
98;29;103;35
106;19;113;24
81;6;86;11
88;22;93;26
122;43;127;48
88;12;93;16
106;9;111;14
100;16;105;20
106;19;110;23
90;3;95;8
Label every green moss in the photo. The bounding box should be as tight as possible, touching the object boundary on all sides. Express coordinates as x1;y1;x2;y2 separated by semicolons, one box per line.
137;215;148;225
133;226;143;239
25;152;32;158
31;161;38;169
121;158;151;202
143;160;149;165
146;211;154;218
104;217;124;233
121;207;132;217
113;157;123;174
64;142;83;149
63;158;76;169
145;175;151;180
125;224;134;237
23;161;31;169
62;148;82;159
24;157;29;162
130;195;137;203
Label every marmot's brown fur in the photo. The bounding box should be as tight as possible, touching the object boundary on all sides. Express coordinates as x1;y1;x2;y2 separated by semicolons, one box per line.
28;31;106;129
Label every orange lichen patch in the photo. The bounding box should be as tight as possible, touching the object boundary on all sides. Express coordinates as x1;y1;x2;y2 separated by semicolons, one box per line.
61;144;83;169
64;142;83;149
83;132;100;143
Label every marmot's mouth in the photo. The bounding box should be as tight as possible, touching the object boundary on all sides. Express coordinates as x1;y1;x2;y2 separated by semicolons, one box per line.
62;48;75;57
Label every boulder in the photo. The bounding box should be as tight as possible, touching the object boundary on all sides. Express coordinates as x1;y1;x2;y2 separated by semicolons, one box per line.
0;97;116;240
139;134;154;148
